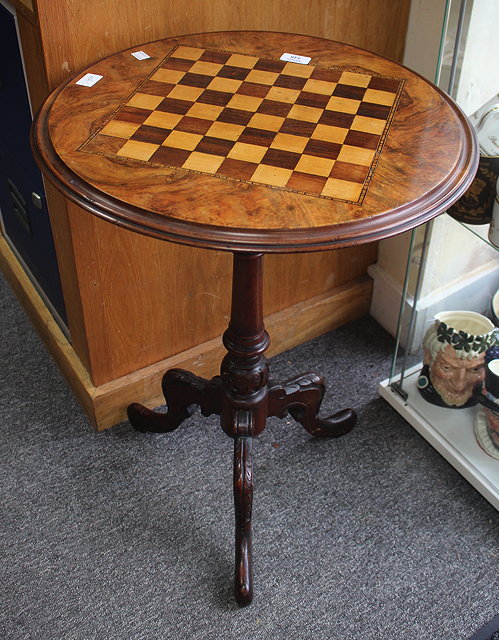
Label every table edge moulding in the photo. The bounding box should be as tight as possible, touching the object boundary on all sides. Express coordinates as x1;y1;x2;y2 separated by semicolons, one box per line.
31;31;478;607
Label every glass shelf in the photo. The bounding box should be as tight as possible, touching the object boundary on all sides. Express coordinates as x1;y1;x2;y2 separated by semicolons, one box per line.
379;0;499;510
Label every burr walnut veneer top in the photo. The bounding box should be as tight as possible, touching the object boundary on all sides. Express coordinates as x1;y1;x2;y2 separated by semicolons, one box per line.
33;31;478;252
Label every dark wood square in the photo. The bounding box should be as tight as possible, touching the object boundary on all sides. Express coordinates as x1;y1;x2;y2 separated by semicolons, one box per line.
304;139;342;159
218;157;259;180
333;84;366;101
198;89;234;107
260;148;301;170
273;74;307;90
114;106;152;125
178;73;213;88
253;58;286;73
318;110;355;128
357;102;391;120
257;99;293;118
368;75;401;92
217;65;251;81
238;127;277;147
199;49;232;64
310;67;342;82
286;171;328;193
237;82;270;98
278;118;317;138
195;136;236;156
217;108;255;126
131;125;171;144
175;116;214;135
296;91;330;109
156;97;193;115
149;145;191;166
344;130;380;150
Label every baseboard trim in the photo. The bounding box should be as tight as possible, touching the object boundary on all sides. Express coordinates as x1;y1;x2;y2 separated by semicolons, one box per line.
1;235;372;430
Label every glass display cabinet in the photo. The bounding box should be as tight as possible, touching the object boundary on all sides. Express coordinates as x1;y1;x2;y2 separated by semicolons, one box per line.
379;0;499;510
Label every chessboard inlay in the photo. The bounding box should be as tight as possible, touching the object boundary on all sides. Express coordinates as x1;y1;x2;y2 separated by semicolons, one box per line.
79;44;405;204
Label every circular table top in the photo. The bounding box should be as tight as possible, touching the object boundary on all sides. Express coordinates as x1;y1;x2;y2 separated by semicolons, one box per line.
33;30;478;253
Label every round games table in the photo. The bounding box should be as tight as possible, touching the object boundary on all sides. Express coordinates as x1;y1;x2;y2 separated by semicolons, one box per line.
32;31;478;606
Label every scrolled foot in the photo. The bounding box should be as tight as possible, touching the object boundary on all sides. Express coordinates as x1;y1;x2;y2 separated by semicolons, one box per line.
268;372;356;438
127;401;193;433
127;368;222;433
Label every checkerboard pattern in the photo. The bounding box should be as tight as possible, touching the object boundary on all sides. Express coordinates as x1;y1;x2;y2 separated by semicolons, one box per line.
79;45;404;204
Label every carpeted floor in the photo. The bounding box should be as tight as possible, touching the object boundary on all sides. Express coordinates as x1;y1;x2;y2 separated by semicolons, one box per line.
0;271;497;640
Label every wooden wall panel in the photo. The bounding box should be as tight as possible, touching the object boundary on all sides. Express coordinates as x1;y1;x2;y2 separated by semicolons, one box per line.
66;201;376;385
37;0;411;90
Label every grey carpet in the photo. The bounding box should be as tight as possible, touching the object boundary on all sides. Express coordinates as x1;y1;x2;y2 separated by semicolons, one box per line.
0;271;497;640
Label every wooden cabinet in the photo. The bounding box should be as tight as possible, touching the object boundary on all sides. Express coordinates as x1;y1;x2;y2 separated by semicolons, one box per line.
0;0;410;428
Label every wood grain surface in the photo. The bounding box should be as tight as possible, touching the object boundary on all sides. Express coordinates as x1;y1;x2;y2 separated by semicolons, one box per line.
33;31;478;253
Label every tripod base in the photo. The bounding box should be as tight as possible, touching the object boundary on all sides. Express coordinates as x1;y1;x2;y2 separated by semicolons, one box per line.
127;252;356;606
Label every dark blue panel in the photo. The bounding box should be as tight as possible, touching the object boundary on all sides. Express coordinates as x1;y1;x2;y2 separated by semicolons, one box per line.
0;4;66;323
0;5;33;165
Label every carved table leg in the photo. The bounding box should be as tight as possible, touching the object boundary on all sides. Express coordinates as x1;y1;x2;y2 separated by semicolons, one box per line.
233;411;254;607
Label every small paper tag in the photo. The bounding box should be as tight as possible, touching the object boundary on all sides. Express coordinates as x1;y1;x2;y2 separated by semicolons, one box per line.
131;50;150;60
76;73;103;87
280;52;311;65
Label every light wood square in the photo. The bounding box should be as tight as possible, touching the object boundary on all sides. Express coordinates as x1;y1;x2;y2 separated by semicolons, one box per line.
186;102;224;120
287;104;323;123
295;154;335;177
127;93;165;110
152;68;186;84
311;124;348;144
227;53;259;69
270;133;308;153
207;121;245;141
100;120;141;138
116;140;159;161
162;130;203;150
363;88;396;106
248;113;285;132
251;164;293;187
171;46;204;61
168;84;204;102
189;60;224;76
182;151;224;173
227;94;263;112
282;62;314;78
207;77;243;93
302;78;337;96
326;95;361;114
227;142;266;163
337;144;375;166
245;69;280;85
351;115;386;135
265;86;301;104
143;111;182;129
321;177;363;200
339;71;372;88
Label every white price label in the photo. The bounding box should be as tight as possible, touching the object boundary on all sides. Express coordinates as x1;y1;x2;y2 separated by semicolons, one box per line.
280;52;311;65
76;73;103;87
131;51;150;60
